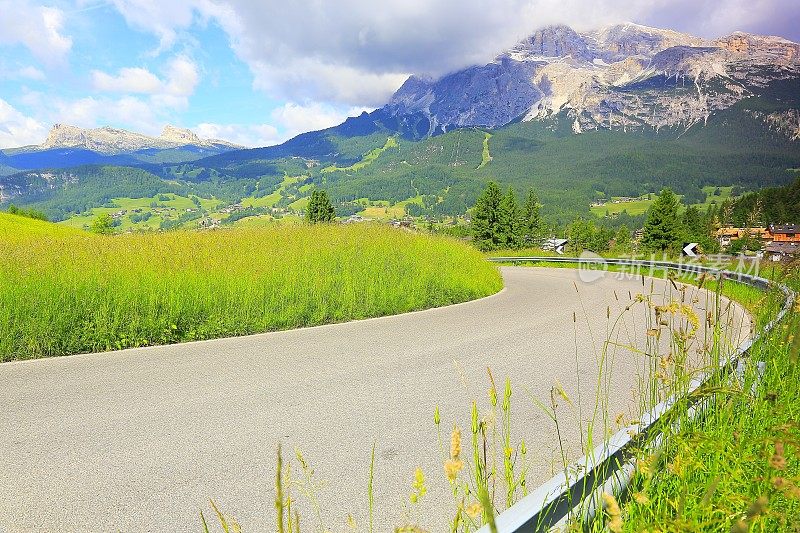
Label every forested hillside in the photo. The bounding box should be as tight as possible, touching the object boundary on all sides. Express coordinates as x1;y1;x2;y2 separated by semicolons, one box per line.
2;79;799;227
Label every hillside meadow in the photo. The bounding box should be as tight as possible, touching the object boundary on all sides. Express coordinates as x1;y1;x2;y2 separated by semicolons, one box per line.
0;214;502;361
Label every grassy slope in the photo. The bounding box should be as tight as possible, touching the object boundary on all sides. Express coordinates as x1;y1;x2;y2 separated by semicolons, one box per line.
616;270;800;532
321;136;399;173
0;214;502;361
589;186;739;217
476;132;493;170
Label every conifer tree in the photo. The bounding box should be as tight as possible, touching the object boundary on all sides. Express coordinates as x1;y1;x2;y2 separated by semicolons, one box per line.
471;181;503;250
306;190;336;223
521;188;542;246
497;187;522;249
613;224;632;254
682;205;705;241
640;188;684;253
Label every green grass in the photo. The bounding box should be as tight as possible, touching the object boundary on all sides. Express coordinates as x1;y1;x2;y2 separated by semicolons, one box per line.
590;194;655;217
476;132;493;170
358;196;424;219
613;271;800;532
240;175;304;208
321;136;399;174
590;186;741;217
0;214;502;361
693;185;738;212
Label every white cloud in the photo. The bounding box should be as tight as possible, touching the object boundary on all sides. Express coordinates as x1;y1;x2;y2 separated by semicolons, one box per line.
92;68;163;94
0;1;72;65
270;102;372;139
92;57;199;96
194;122;280;147
251;59;409;109
92;56;200;111
16;66;46;81
163;56;200;97
92;67;164;93
104;0;229;52
0;98;48;148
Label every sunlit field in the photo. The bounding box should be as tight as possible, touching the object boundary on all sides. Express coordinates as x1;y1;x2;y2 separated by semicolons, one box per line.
0;214;502;361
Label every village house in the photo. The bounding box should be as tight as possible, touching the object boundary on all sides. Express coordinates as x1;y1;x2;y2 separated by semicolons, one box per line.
765;224;800;260
715;226;771;247
769;224;800;243
716;224;800;259
765;241;800;261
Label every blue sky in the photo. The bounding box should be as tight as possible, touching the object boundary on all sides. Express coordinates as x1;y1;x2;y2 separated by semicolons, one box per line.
1;0;798;148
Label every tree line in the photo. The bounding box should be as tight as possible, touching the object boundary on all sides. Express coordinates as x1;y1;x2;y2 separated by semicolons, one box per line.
470;182;545;250
470;182;729;255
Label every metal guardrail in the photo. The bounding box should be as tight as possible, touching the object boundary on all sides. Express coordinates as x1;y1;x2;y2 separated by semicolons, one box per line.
479;256;796;532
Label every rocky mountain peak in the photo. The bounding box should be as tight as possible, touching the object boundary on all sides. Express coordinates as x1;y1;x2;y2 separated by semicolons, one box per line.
509;24;592;61
714;32;800;64
589;22;707;59
385;22;800;137
44;123;87;148
160;125;202;144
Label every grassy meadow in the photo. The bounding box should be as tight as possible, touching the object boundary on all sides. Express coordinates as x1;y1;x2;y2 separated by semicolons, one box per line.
589;186;741;218
60;193;223;231
0;213;502;361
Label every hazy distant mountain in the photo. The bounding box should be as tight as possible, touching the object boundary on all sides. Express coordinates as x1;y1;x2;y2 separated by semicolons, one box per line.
0;124;243;175
39;123;242;154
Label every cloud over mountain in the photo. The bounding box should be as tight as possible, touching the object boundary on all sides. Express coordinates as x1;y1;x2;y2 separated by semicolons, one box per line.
104;0;800;107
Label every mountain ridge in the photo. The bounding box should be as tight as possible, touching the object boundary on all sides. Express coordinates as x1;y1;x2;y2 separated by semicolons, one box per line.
41;123;242;154
383;23;800;136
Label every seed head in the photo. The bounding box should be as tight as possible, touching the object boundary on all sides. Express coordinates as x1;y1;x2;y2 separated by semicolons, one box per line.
450;426;462;460
444;459;464;482
601;492;623;533
465;502;483;519
770;441;787;470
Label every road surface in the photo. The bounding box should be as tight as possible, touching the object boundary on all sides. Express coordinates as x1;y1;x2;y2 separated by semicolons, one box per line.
0;267;751;532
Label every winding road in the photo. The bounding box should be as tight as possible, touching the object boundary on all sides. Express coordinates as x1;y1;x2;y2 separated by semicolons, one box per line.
0;267;751;532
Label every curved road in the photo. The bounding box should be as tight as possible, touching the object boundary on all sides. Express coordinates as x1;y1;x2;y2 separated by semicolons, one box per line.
0;267;750;532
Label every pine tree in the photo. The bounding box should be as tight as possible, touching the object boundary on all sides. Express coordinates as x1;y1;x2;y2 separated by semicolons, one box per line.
567;217;591;254
521;188;542;247
497;187;522;249
640;188;684;253
306;190;336;223
613;225;632;254
471;181;503;250
682;205;704;240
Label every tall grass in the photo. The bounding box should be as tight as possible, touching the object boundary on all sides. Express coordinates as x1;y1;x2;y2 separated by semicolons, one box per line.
608;267;800;532
0;214;502;361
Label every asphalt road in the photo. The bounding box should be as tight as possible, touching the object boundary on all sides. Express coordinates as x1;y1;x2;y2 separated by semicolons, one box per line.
0;267;751;532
